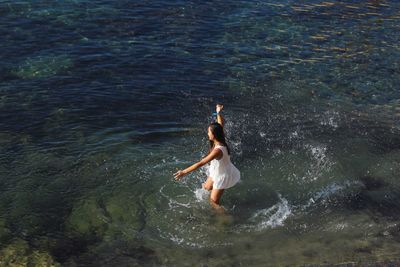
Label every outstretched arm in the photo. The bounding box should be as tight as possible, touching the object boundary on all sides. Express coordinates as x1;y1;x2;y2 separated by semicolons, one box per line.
216;104;224;128
173;148;222;180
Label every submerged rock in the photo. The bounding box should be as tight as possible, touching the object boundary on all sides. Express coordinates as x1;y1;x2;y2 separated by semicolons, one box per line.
3;149;75;238
7;191;47;237
0;239;60;266
344;174;400;219
63;240;159;266
65;197;109;240
63;189;147;264
65;189;144;242
359;176;386;191
103;191;144;241
367;150;400;181
0;218;11;244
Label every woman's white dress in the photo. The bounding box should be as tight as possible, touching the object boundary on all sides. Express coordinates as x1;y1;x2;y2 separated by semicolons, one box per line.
208;145;240;189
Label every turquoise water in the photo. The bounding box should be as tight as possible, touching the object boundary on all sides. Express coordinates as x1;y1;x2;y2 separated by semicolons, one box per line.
1;0;400;266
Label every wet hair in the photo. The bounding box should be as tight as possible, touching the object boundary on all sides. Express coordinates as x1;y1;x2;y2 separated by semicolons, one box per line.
208;122;230;155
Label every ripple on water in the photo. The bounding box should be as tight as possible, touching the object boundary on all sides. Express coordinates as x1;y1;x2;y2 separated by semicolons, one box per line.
237;194;292;232
12;54;73;79
144;173;294;248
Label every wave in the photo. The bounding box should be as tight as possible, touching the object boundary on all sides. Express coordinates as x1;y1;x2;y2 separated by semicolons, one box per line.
301;180;362;211
237;194;292;232
159;184;192;209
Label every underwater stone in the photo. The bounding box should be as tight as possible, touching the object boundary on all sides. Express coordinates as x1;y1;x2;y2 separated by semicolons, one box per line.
65;240;159;266
65;197;108;239
0;239;60;266
344;172;400;218
66;189;144;243
366;150;400;180
359;176;386;191
7;190;46;237
0;218;11;243
102;191;144;241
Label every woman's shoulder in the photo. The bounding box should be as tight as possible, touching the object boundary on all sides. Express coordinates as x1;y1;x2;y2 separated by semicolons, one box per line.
212;146;224;160
213;145;227;155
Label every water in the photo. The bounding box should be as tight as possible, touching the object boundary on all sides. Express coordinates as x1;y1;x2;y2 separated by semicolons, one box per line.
1;0;400;265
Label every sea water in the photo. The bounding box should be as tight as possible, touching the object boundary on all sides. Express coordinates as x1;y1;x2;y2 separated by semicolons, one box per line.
1;0;400;266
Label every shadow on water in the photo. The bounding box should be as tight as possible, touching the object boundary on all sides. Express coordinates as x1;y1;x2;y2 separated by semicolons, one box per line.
344;176;400;220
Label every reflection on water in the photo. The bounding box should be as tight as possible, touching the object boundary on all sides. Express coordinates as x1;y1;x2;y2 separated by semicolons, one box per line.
1;0;400;266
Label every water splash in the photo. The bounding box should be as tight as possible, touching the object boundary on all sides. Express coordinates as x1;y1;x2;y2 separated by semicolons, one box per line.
238;194;292;232
194;188;209;202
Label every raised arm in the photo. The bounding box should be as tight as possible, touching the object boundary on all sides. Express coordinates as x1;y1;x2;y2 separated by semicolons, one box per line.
216;104;224;128
173;148;222;180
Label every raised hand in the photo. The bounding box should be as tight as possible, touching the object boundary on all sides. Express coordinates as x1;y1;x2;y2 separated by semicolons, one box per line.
216;104;223;113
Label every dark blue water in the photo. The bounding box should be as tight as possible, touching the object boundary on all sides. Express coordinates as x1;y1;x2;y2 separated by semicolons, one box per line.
1;0;400;265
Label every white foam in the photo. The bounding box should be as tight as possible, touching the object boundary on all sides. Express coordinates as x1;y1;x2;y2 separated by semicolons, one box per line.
320;110;340;128
159;185;191;209
252;197;291;230
239;195;292;232
305;143;329;167
194;188;209;202
302;182;345;209
157;228;207;248
301;143;334;182
288;130;301;141
302;180;360;210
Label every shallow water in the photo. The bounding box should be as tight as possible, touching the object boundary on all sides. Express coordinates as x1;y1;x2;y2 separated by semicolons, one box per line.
1;0;400;266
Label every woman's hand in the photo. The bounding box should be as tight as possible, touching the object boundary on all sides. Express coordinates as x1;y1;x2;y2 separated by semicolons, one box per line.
216;104;223;113
174;170;186;180
216;104;224;127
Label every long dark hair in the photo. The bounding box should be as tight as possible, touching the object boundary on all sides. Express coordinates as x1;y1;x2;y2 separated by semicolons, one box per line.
208;122;230;155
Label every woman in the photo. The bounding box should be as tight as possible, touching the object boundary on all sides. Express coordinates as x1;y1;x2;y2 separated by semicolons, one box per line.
174;104;240;210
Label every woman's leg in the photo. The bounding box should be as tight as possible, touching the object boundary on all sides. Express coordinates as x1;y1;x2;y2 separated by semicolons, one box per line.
202;176;214;191
210;188;225;211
